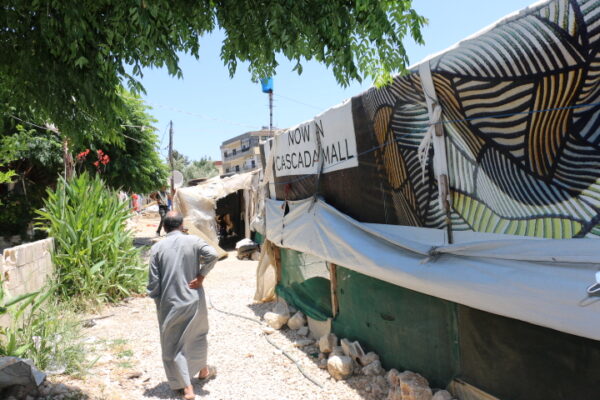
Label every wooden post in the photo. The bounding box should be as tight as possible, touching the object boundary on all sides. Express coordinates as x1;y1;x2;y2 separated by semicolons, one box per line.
272;243;282;284
329;262;339;318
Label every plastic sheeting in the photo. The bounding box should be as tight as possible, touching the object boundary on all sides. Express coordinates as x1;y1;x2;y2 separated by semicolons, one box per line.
265;197;600;341
174;172;259;245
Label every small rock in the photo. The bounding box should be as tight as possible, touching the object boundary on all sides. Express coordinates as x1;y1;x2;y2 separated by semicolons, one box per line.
50;383;70;395
362;359;385;376
432;390;453;400
297;326;309;336
26;396;35;400
318;352;326;360
386;368;401;386
273;300;290;315
360;351;380;366
373;375;389;397
318;333;338;353
39;383;51;396
318;358;328;369
126;371;143;379
293;339;315;348
262;326;276;335
365;384;372;392
327;355;353;380
287;311;306;330
340;338;366;362
330;346;344;357
388;370;432;400
264;312;289;330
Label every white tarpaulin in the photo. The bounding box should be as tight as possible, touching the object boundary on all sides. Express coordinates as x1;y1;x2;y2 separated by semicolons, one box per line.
174;172;259;244
265;197;600;341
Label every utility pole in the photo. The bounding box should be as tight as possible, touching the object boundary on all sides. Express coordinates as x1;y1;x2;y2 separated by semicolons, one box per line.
169;120;174;194
269;90;273;136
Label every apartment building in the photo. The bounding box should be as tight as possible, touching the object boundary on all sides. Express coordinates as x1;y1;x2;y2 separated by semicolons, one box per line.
220;128;275;175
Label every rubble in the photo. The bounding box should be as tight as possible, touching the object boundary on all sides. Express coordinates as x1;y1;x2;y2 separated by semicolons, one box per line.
340;338;365;362
287;311;306;330
297;326;309;336
327;355;353;380
362;359;385;376
318;333;338;353
360;351;380;366
293;339;315;348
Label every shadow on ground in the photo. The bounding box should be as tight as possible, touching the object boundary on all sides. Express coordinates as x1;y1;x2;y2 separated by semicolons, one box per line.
143;380;210;399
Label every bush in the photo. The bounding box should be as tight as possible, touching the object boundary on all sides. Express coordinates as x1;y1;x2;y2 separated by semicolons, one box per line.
36;172;145;308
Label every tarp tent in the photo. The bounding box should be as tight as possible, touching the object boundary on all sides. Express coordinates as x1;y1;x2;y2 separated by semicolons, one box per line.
260;0;600;398
174;171;260;252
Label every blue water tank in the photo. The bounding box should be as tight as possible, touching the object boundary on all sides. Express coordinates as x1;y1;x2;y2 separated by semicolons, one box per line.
261;77;273;93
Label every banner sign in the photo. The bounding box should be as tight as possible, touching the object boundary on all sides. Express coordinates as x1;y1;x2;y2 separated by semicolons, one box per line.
268;100;358;177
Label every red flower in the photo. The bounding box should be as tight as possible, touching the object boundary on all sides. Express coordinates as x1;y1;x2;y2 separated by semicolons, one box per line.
76;149;90;161
100;154;110;165
93;161;100;167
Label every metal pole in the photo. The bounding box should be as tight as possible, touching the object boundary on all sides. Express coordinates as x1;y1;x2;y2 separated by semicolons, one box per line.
169;120;174;193
269;91;273;135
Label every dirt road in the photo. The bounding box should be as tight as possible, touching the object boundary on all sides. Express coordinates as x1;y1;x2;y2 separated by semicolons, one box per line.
49;215;379;400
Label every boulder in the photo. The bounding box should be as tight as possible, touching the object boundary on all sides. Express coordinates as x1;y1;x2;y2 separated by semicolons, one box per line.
293;339;315;348
432;390;453;400
340;338;365;362
362;360;385;376
287;311;306;330
318;333;338;353
327;355;353;380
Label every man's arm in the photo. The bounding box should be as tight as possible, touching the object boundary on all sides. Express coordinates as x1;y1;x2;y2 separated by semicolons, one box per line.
147;251;161;299
188;241;218;289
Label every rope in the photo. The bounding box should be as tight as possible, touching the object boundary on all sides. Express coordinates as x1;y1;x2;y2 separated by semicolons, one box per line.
206;292;324;388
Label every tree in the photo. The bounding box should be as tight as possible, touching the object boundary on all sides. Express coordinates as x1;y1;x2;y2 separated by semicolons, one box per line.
183;158;218;182
0;91;168;236
0;1;426;140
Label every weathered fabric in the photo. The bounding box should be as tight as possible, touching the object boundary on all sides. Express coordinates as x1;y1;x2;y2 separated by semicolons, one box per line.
148;230;218;390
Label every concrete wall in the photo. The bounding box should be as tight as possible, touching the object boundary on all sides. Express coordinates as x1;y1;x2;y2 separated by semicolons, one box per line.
0;238;54;326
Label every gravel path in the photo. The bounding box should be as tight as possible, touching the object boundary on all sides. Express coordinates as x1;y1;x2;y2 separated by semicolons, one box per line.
50;216;382;400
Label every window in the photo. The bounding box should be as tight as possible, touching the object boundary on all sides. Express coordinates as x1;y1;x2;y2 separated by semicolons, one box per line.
225;167;230;173
232;149;237;155
235;165;240;172
251;160;256;168
223;150;228;158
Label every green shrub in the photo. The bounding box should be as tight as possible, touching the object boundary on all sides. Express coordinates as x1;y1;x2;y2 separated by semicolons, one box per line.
36;172;145;308
0;282;86;374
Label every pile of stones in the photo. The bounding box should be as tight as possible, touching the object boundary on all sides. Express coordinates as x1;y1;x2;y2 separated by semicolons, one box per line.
262;301;456;400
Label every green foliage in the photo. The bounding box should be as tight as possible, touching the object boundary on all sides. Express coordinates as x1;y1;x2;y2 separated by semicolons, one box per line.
76;91;169;194
183;157;219;182
0;283;86;374
0;1;425;139
36;173;146;308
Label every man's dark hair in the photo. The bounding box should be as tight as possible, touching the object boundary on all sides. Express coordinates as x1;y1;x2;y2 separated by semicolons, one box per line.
163;211;183;232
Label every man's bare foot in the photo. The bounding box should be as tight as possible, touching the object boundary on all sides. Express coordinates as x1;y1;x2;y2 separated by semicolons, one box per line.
198;365;217;380
183;385;195;399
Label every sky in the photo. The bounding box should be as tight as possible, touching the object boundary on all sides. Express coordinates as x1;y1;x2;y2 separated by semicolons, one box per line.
137;0;536;162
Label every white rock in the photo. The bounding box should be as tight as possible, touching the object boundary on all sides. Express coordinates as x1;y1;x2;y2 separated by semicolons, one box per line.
318;333;338;353
340;338;365;362
362;359;385;376
293;339;314;348
287;311;306;330
297;326;309;336
264;311;289;330
360;351;380;366
327;355;353;380
432;390;453;400
318;358;328;369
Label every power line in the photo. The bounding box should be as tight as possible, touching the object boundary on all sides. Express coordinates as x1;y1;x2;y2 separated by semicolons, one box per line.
273;93;324;111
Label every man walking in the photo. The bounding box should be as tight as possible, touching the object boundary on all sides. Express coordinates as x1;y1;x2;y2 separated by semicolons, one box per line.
147;211;218;399
152;186;170;236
